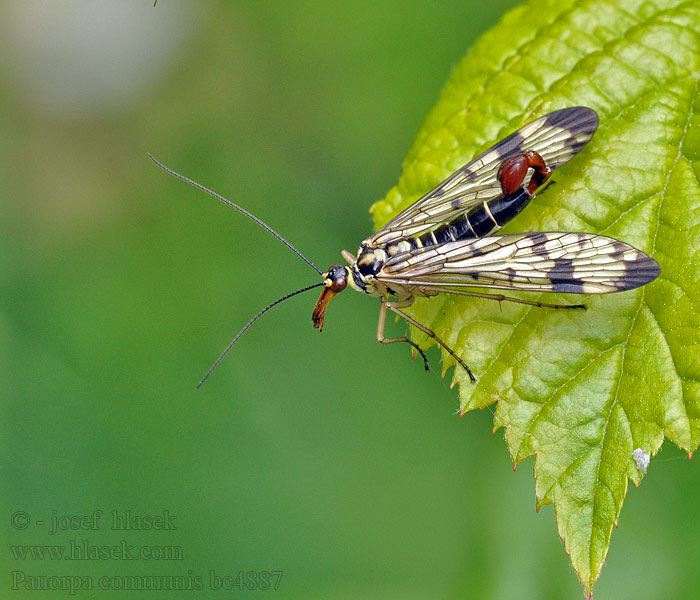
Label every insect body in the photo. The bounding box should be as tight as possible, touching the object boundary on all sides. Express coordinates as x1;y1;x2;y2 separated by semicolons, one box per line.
149;107;660;387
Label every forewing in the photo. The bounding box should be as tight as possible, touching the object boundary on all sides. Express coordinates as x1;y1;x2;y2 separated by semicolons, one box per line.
368;107;599;247
378;232;660;294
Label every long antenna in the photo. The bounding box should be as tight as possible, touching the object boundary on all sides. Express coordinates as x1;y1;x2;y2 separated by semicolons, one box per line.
148;154;323;275
196;282;325;389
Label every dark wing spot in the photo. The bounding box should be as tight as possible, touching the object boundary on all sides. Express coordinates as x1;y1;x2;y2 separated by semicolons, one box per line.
546;258;585;293
543;107;598;135
527;232;550;248
507;132;526;154
550;281;586;293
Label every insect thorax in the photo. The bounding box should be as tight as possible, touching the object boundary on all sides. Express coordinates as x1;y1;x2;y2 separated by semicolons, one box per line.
350;244;429;300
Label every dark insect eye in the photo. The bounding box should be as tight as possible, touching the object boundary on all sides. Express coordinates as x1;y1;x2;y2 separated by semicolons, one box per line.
326;264;348;292
331;275;347;292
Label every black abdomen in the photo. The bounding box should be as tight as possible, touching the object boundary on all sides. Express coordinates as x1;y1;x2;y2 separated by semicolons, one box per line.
417;188;532;247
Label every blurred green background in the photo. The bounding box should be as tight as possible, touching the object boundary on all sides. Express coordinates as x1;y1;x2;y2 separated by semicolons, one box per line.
2;1;698;598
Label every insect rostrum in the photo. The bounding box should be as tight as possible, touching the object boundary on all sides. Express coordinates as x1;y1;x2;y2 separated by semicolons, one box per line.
150;107;660;387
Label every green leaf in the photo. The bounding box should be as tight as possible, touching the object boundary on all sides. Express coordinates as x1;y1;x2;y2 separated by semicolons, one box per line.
370;0;700;596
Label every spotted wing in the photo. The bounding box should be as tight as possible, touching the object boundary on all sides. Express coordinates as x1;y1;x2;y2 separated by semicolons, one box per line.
377;232;660;294
367;107;599;247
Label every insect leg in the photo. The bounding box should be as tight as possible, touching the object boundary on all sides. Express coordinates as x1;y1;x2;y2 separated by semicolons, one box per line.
341;249;357;264
376;300;431;371
384;302;476;382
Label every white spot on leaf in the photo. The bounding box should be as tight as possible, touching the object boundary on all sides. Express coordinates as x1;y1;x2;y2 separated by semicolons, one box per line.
633;448;650;474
